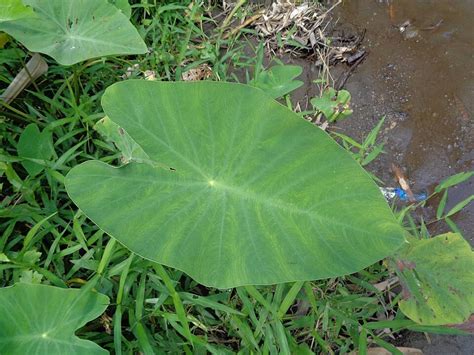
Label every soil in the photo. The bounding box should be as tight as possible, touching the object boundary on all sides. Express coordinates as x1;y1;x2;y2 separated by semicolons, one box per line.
332;0;474;245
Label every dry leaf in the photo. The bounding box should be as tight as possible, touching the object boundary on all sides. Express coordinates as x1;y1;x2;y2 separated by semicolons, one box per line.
373;277;399;292
144;70;157;81
181;64;212;81
0;53;48;104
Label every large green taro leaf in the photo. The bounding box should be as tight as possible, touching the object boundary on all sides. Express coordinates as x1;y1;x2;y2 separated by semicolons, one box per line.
65;81;405;288
396;233;474;325
0;0;146;65
0;283;109;354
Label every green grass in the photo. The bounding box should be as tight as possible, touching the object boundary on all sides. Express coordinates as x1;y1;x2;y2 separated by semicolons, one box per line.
0;1;470;353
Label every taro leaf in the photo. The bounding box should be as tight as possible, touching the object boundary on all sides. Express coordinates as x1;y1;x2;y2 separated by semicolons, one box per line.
249;65;304;99
0;0;35;22
94;116;150;164
311;88;353;122
0;283;109;354
108;0;131;18
17;123;54;176
396;233;474;325
65;81;405;288
0;0;147;66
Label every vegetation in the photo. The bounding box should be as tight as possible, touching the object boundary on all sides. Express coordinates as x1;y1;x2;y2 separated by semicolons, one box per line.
0;1;472;354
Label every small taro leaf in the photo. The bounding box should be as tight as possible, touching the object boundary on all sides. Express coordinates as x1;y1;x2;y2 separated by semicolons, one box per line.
250;65;304;99
17;123;54;176
336;89;353;119
108;0;131;18
0;0;35;22
65;81;405;288
310;88;337;120
397;233;474;325
19;269;43;284
0;0;147;66
311;88;352;122
94;116;150;164
0;283;109;354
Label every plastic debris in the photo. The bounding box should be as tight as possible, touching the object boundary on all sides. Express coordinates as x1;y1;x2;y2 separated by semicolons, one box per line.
380;187;427;202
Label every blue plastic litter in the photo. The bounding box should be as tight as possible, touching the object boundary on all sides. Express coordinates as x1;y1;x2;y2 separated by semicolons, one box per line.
380;187;427;202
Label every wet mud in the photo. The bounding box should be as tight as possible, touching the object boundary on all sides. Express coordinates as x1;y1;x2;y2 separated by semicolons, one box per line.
332;0;473;244
285;0;473;237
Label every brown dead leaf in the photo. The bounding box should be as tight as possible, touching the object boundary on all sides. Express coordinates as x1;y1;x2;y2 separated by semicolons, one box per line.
255;0;330;54
100;313;113;334
1;53;48;104
181;64;213;81
373;276;399;292
144;70;157;81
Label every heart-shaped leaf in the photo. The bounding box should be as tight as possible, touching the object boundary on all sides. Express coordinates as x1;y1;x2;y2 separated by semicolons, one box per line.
0;0;147;65
311;88;353;122
250;65;304;99
0;283;109;354
17;123;54;176
0;0;35;22
396;233;474;325
65;81;404;288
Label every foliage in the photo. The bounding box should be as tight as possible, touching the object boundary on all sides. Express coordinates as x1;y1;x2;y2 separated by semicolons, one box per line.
65;80;405;288
311;87;353;122
393;233;474;325
0;1;473;353
0;0;147;65
332;117;386;167
0;283;109;354
17;123;54;176
249;64;304;99
0;0;35;22
108;0;131;18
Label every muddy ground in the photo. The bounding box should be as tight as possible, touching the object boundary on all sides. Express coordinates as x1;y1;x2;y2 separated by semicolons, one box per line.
272;0;473;353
